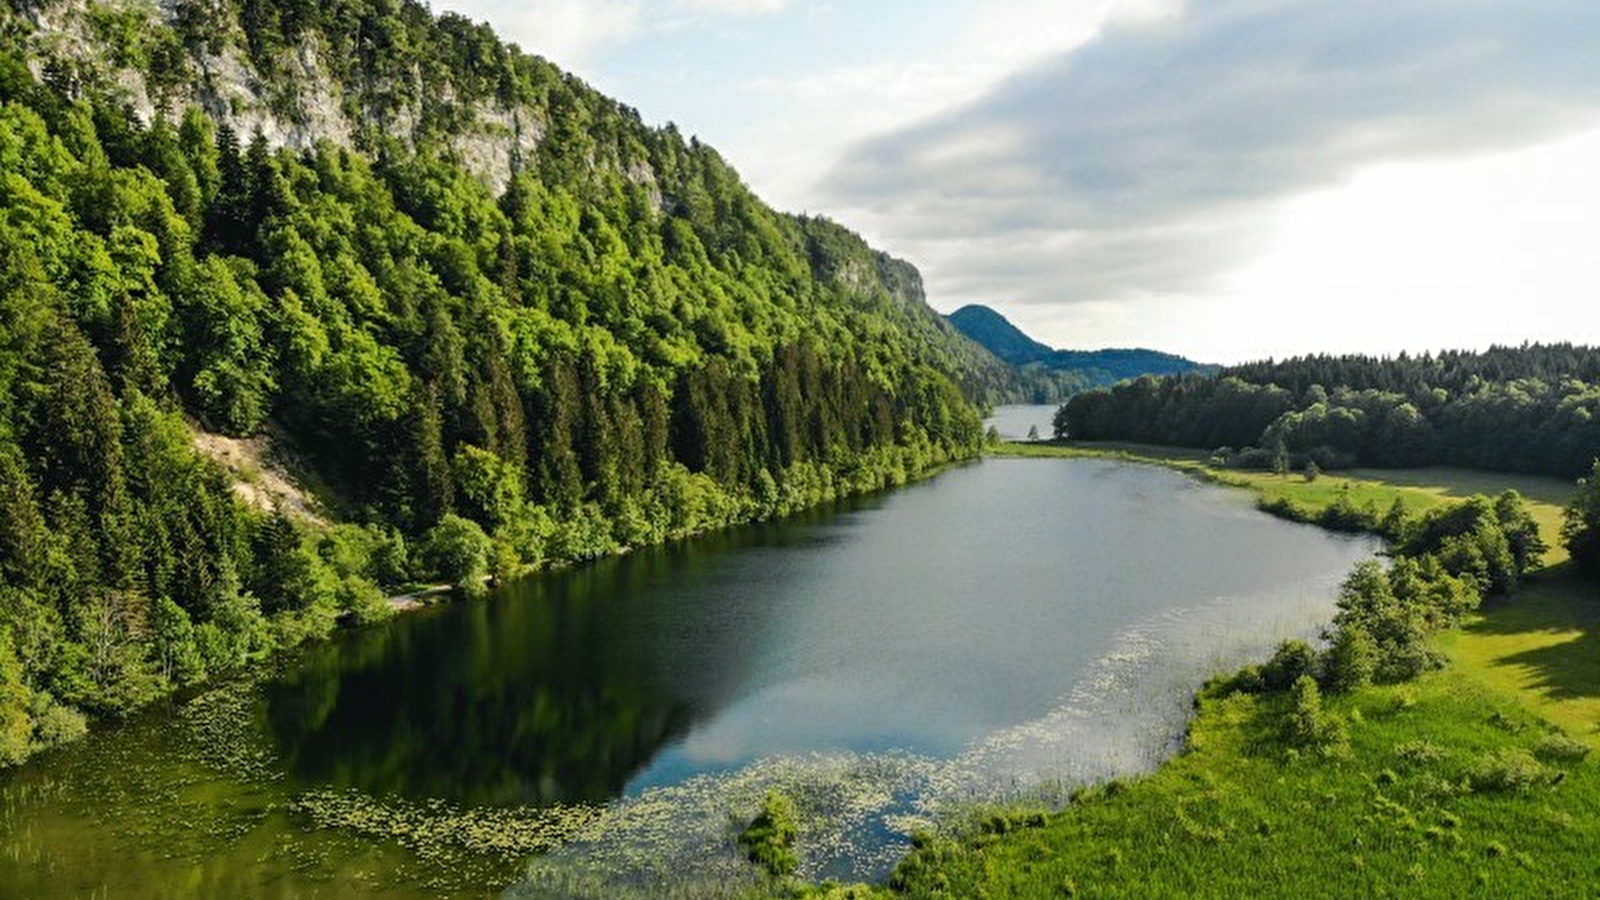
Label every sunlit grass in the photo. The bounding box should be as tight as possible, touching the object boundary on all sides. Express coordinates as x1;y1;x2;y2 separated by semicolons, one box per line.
994;440;1211;466
819;672;1600;899
1340;467;1572;564
1439;570;1600;749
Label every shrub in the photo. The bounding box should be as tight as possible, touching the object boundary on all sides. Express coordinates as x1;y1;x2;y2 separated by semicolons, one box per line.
1200;664;1265;699
1533;733;1592;763
1257;496;1311;523
739;789;800;878
1468;749;1549;793
1285;675;1348;754
419;514;492;596
337;576;393;626
0;636;36;765
28;696;87;750
1563;460;1600;574
1318;492;1377;533
1263;639;1318;691
1321;623;1375;694
1333;559;1457;683
1402;496;1521;595
1378;498;1413;542
1393;740;1445;766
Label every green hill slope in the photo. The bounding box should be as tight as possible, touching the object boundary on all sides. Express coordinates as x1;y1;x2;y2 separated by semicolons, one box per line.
946;304;1055;366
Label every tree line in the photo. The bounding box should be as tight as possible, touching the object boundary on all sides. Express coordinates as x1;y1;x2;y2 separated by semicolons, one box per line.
1057;345;1600;478
1208;488;1547;753
0;0;989;766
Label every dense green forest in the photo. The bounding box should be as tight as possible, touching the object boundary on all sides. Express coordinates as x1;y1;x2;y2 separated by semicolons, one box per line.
0;0;1003;764
1057;345;1600;478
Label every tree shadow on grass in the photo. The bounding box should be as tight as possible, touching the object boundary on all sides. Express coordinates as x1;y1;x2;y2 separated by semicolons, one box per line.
1462;566;1600;705
1490;629;1600;704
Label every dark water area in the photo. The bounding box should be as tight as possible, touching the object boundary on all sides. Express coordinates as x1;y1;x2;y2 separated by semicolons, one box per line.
262;505;855;809
1;458;1378;897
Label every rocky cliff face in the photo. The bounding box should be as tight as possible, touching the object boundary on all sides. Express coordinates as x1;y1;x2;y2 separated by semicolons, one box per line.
13;0;556;195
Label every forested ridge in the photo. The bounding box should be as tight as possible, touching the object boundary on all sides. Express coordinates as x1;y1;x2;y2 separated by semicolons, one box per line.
1059;345;1600;478
0;0;1002;764
946;303;1215;402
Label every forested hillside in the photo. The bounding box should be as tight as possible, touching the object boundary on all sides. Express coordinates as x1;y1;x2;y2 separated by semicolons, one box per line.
947;303;1214;402
0;0;1001;764
946;305;1054;366
1058;345;1600;478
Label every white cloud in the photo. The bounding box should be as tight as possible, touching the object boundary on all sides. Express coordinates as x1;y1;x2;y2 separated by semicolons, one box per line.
675;0;789;15
967;0;1134;70
1207;126;1600;361
722;1;1125;213
439;0;641;71
822;0;1600;358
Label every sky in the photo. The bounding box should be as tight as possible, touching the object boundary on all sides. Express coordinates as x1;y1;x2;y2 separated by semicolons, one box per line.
437;0;1600;364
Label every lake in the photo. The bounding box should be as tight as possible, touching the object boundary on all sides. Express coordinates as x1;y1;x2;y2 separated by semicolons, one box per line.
985;403;1060;441
0;458;1377;897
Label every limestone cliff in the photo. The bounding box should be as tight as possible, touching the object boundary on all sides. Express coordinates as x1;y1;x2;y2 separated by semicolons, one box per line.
11;0;580;195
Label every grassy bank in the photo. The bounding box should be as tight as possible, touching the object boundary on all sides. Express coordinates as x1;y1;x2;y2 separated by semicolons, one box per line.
1000;441;1571;553
817;671;1599;899
779;444;1598;899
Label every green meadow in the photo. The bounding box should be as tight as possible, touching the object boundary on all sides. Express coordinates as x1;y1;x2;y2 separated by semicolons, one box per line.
1002;441;1572;559
1440;574;1600;753
811;672;1599;899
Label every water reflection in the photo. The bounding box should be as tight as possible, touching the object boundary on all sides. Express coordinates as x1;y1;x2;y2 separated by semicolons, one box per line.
264;503;864;807
265;460;1377;815
3;458;1383;899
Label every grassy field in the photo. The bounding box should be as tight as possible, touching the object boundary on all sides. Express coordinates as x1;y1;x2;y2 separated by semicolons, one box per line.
819;673;1600;899
789;445;1600;899
1440;572;1600;750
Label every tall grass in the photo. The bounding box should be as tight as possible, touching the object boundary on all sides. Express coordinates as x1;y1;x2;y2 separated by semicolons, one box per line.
819;675;1598;899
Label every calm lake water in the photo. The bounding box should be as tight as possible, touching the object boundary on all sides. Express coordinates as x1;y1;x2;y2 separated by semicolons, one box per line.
985;403;1060;440
0;458;1377;897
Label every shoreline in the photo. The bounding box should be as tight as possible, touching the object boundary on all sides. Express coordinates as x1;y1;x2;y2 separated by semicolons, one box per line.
0;448;985;774
814;443;1592;899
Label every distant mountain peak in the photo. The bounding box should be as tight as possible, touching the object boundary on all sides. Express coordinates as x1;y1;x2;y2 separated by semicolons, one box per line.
945;304;1215;391
946;305;1056;366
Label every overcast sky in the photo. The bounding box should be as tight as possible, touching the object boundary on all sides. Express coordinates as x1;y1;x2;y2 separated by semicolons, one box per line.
438;0;1600;364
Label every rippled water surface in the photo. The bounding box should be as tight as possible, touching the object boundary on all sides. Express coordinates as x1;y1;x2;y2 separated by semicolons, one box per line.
0;458;1377;897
